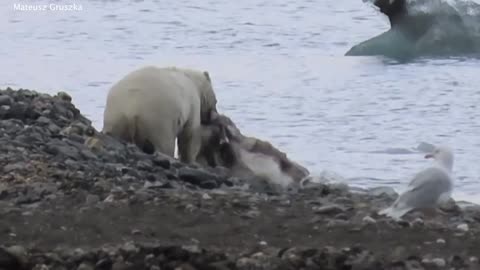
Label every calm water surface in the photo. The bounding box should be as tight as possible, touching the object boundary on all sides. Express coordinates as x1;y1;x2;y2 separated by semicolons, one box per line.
1;0;480;202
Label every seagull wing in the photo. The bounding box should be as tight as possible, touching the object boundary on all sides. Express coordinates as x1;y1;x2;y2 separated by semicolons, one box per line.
379;167;452;219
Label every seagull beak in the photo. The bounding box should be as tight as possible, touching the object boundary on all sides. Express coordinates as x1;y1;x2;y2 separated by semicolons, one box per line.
425;153;434;159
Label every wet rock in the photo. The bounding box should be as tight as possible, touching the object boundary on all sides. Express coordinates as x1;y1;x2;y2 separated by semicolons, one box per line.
207;261;235;270
15;190;42;205
326;219;350;228
143;180;167;190
405;258;424;270
151;153;172;170
131;229;142;235
368;186;398;198
85;194;100;205
80;148;98;160
36;115;53;125
349;250;378;269
456;223;469;232
236;254;276;270
104;195;115;203
178;167;219;189
241;210;261;219
77;262;94;270
412;218;424;227
0;95;13;106
44;140;82;160
326;182;350;196
136;160;154;171
449;255;467;268
121;242;139;254
279;248;306;268
111;261;128;270
56;91;72;102
436;238;446;245
362;216;376;225
313;204;346;215
174;263;196;270
0;246;25;270
163;246;191;261
32;264;49;270
6;102;39;121
299;179;329;193
3;162;27;173
396;220;411;228
431;258;446;267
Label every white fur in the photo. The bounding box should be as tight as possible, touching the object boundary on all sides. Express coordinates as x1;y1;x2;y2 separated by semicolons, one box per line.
103;66;217;163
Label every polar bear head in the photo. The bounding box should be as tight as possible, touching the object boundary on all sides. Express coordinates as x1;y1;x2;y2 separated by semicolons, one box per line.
181;68;218;124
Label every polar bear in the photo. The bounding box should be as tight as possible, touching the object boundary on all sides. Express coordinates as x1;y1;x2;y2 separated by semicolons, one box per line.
102;65;218;164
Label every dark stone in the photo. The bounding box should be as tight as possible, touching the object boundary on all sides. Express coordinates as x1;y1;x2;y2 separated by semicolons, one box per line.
0;247;24;270
137;160;154;171
178;167;219;189
36;115;52;125
95;258;113;270
15;189;42;205
314;204;346;215
80;149;98;160
56;91;72;102
199;180;218;189
449;255;467;268
45;140;82;160
152;153;171;170
68;134;86;144
163;246;190;261
0;95;13;106
6;102;40;121
47;123;61;134
3;162;27;173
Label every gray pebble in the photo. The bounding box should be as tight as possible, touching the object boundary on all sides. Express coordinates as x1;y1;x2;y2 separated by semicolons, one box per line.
362;216;376;224
431;258;446;267
77;262;94;270
457;223;469;232
85;194;100;205
178;167;220;189
436;238;446;244
313;204;346;215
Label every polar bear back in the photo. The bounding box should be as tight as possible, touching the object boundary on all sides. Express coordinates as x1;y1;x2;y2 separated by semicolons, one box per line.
104;66;201;134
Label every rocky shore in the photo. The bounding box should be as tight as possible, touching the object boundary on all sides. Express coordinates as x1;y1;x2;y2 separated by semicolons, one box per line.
1;88;480;270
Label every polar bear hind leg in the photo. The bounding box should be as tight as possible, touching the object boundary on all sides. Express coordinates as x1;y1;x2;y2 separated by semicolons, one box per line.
147;124;177;158
177;119;202;164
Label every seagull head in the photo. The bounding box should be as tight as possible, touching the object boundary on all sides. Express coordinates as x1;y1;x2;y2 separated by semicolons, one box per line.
425;145;454;172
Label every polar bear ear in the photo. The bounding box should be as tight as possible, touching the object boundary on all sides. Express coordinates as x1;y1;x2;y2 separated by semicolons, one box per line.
203;71;211;82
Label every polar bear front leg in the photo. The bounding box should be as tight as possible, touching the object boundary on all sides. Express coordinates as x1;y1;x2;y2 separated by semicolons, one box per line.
177;120;202;164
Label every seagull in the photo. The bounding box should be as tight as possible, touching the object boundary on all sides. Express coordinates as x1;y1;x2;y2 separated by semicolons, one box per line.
378;145;454;220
